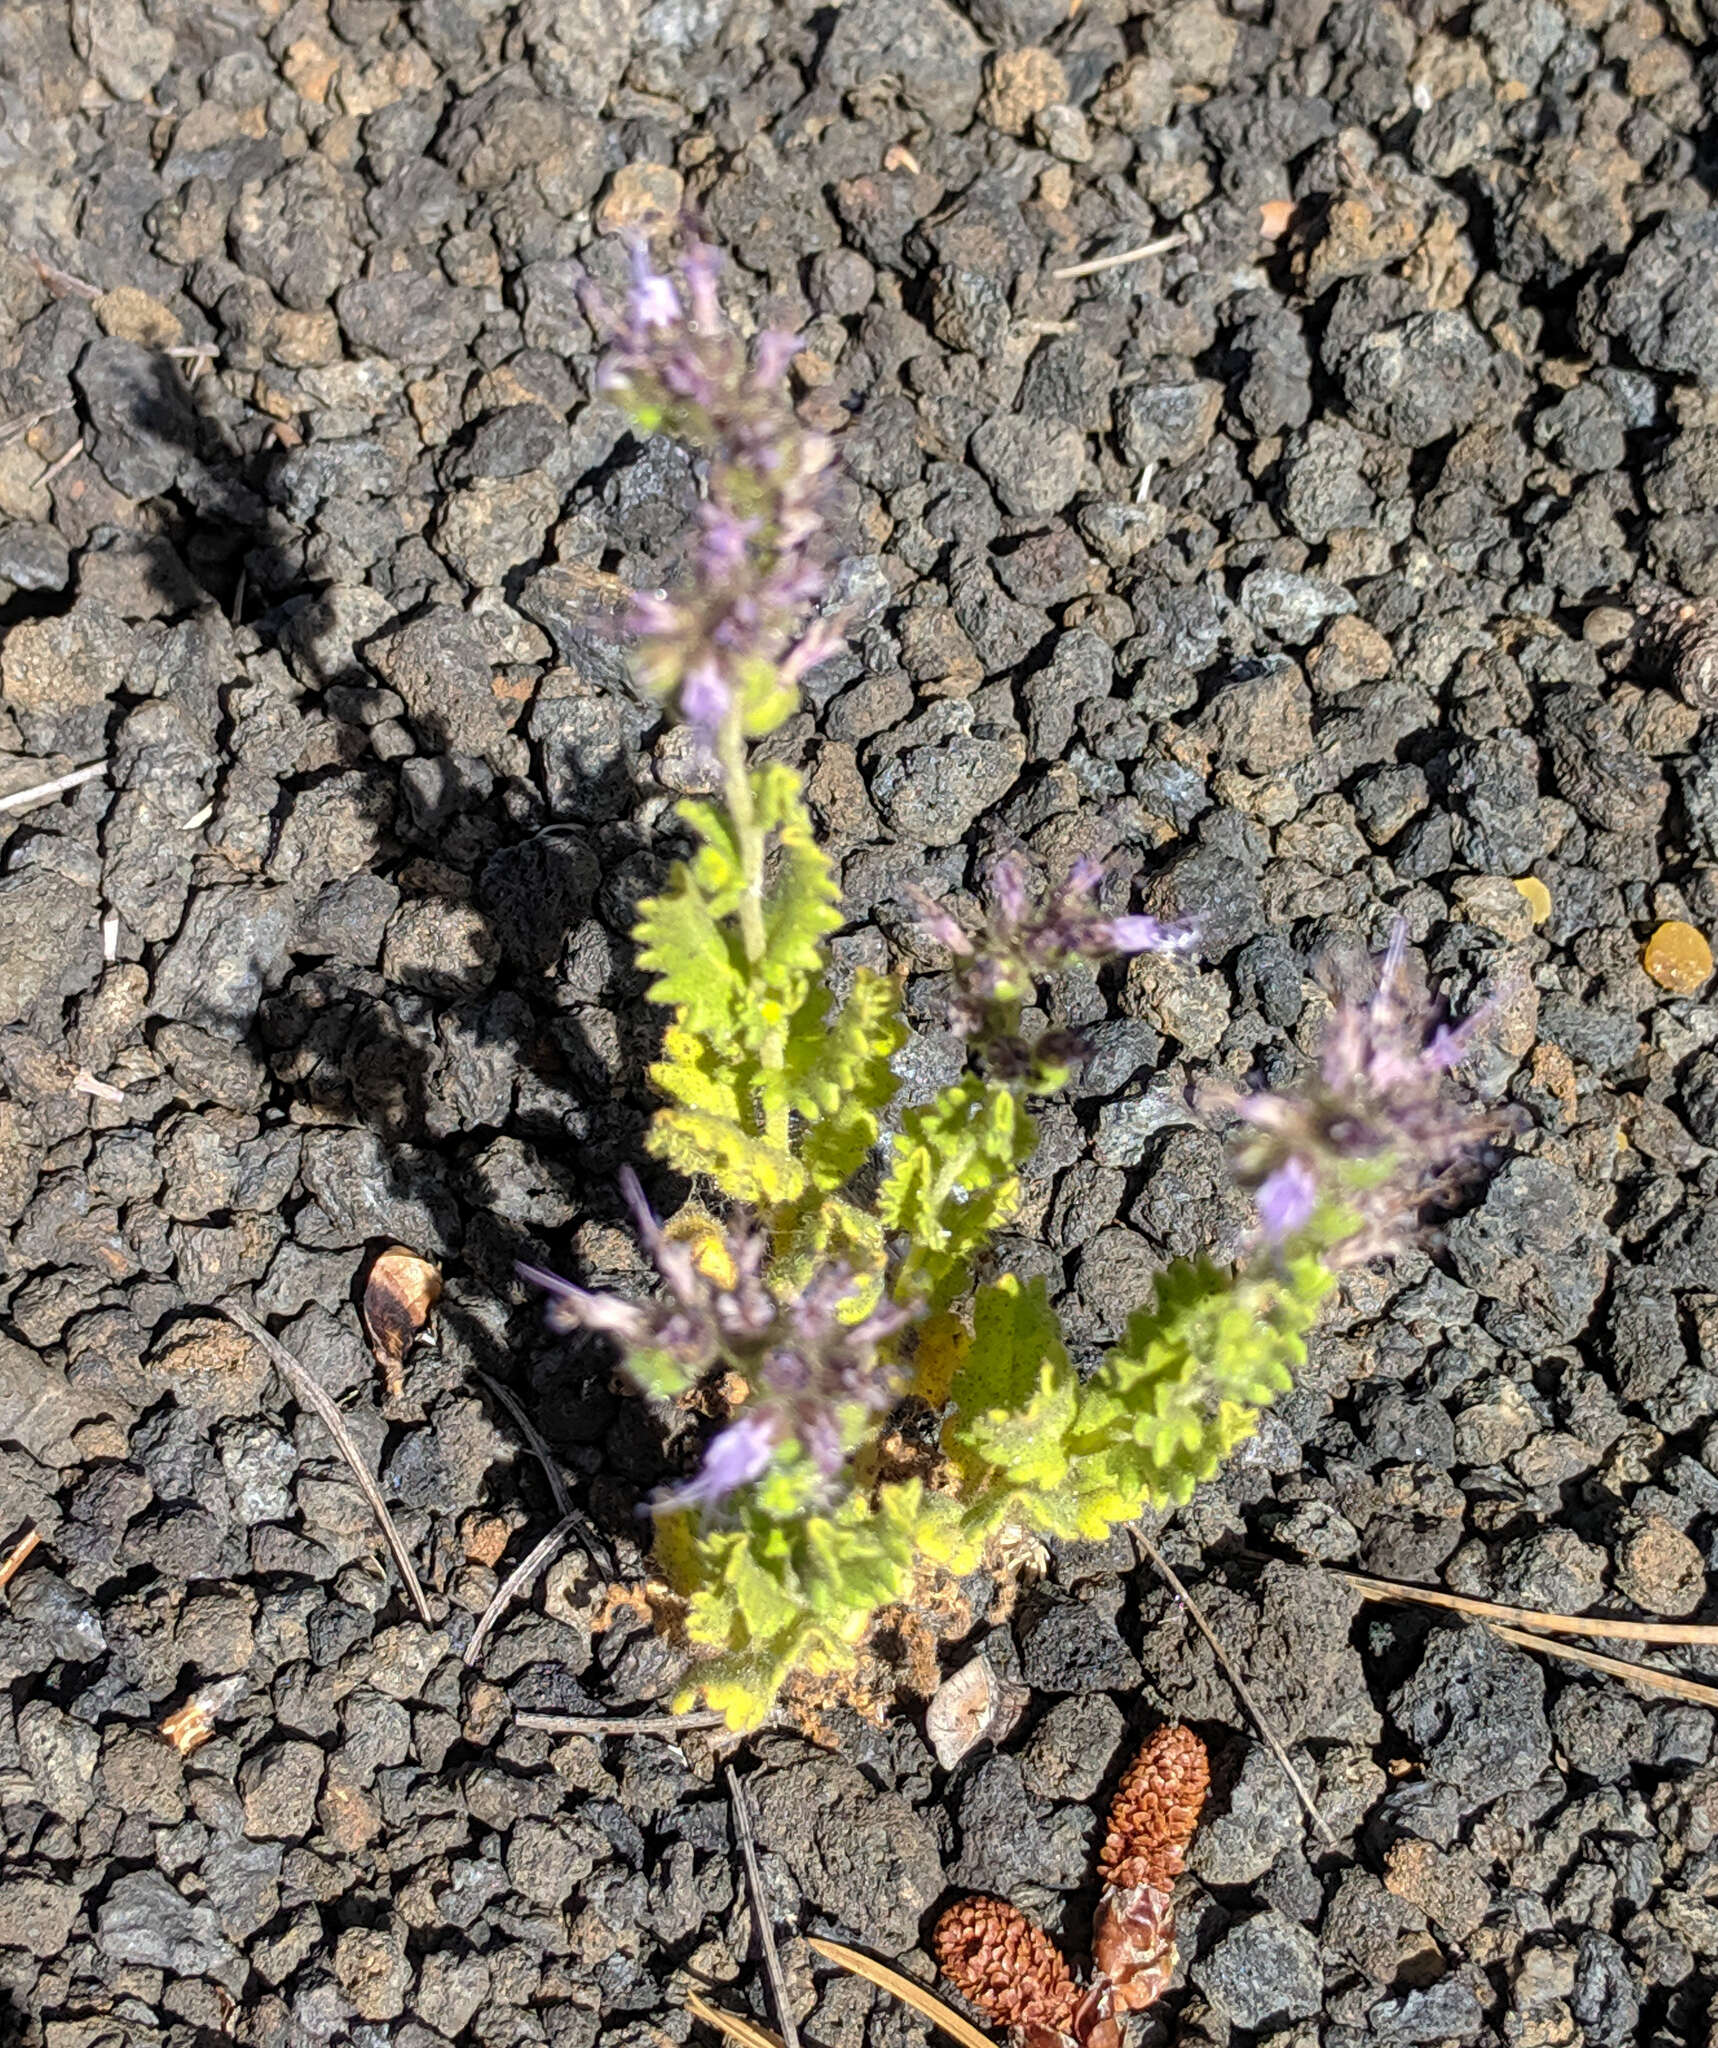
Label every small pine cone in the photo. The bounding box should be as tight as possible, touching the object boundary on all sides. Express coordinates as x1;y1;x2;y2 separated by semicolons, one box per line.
935;1895;1079;2040
1098;1725;1210;1893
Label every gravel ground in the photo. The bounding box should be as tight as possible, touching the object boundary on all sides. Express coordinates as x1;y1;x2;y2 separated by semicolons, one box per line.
3;0;1718;2043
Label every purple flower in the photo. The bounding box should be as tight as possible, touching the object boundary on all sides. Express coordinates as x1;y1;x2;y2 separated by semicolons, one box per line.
750;328;800;389
910;855;1198;1082
656;1414;777;1513
515;1262;652;1345
1102;914;1200;957
1225;919;1501;1264
630;251;681;332
520;1170;917;1513
582;234;844;741
680;658;731;734
1254;1157;1319;1243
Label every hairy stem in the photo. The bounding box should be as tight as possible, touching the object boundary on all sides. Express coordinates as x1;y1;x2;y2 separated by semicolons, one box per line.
718;712;767;968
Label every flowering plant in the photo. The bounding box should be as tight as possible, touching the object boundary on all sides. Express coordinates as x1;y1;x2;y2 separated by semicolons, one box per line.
522;240;1499;1731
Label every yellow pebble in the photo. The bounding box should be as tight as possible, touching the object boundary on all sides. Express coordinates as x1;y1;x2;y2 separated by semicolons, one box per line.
1643;919;1714;995
1513;877;1551;926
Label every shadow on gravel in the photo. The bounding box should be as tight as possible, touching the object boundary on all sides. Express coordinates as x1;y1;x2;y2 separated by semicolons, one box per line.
10;318;685;1566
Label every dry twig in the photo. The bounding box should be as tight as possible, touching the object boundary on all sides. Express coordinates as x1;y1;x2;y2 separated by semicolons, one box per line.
1051;233;1187;281
463;1511;588;1668
0;1526;41;1594
31;254;100;299
220;1304;435;1626
41;438;85;485
475;1369;572;1513
476;1369;616;1575
728;1765;800;2048
1342;1570;1718;1646
0;400;75;445
1131;1531;1338;1850
808;1938;994;2048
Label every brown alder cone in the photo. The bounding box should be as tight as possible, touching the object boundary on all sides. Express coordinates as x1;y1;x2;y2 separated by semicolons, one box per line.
935;1895;1080;2046
1098;1724;1210;1894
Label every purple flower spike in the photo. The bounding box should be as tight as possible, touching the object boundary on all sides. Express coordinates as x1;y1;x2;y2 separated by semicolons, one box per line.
1254;1157;1320;1243
910;853;1201;1080
585;233;844;741
656;1414;777;1514
681;658;731;734
1225;919;1503;1267
630;258;680;332
683;240;722;333
1103;914;1199;957
525;1167;916;1513
751;328;800;389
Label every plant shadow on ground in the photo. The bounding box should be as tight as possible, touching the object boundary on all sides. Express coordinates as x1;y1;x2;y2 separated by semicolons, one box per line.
7;315;697;1600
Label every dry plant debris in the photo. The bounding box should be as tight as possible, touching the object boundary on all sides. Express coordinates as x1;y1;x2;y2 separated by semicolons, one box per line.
219;1304;435;1627
159;1675;248;1756
924;1654;1006;1771
934;1725;1209;2048
361;1244;443;1398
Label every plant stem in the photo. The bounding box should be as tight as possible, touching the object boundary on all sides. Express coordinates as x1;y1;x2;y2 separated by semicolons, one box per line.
718;710;767;968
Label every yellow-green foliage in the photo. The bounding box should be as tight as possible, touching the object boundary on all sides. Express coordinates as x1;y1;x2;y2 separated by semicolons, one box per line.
941;1258;1332;1554
626;677;1324;1734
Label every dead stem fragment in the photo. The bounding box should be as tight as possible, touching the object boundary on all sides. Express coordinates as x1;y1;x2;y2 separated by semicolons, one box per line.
1342;1570;1718;1646
463;1511;589;1669
219;1304;436;1627
727;1764;801;2048
0;1526;41;1594
809;1938;995;2048
514;1708;730;1739
1131;1531;1337;1849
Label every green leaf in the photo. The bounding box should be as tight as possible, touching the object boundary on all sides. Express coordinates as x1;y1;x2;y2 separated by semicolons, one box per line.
734;655;800;738
880;1077;1034;1308
649;1022;756;1125
633;866;746;1042
620;1344;699;1404
646;1106;807;1207
668;1479;925;1729
774;969;905;1191
770;1194;888;1310
753;763;843;1011
1045;1252;1335;1537
945;1275;1077;1491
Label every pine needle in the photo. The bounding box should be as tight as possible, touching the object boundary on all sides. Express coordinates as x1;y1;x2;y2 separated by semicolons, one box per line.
463;1511;586;1669
0;763;106;814
1131;1530;1338;1850
1342;1570;1718;1646
515;1708;731;1738
221;1305;435;1626
686;1991;785;2048
0;1525;41;1594
806;1939;996;2048
475;1368;615;1575
728;1765;800;2048
475;1368;571;1511
1486;1623;1718;1709
1051;232;1187;281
